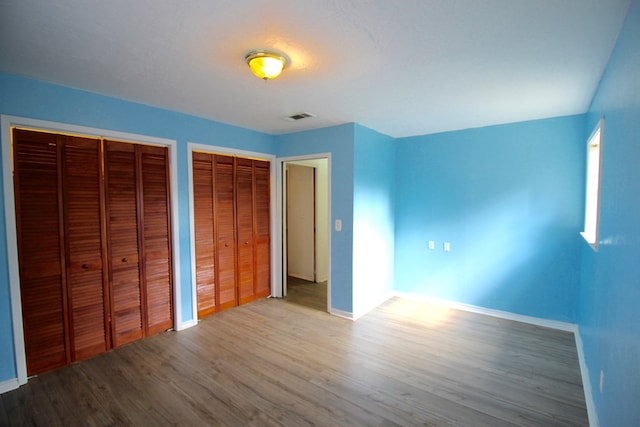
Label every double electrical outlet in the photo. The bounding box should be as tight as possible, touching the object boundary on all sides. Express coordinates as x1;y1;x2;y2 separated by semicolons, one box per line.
429;240;450;252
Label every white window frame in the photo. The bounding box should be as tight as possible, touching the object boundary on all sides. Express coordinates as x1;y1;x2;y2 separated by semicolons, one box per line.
581;118;604;250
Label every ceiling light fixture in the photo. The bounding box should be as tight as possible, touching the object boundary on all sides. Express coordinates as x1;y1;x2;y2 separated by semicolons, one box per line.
245;49;289;80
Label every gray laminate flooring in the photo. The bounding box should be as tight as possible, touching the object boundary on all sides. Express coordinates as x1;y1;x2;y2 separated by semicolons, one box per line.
1;296;588;426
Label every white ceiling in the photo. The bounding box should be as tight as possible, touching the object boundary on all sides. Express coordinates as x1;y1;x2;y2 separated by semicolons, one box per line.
0;0;631;138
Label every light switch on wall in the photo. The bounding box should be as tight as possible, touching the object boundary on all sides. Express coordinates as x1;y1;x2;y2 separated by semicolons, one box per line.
335;219;342;231
444;242;451;252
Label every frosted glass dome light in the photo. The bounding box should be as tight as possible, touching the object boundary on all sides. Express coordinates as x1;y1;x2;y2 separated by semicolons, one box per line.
245;49;289;80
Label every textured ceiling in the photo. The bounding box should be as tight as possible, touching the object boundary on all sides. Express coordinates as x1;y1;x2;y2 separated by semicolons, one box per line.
0;0;631;137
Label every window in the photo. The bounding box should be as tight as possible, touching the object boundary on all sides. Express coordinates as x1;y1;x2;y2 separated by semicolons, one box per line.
581;118;603;249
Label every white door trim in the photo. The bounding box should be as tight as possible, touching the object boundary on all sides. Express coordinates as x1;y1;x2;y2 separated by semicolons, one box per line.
276;154;331;313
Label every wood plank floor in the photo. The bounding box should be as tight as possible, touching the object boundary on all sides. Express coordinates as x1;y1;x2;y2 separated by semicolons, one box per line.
1;297;588;426
284;276;327;312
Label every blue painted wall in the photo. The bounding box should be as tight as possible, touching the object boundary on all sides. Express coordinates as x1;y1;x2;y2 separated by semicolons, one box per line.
352;124;395;316
0;73;277;383
276;125;355;313
578;0;640;424
2;7;638;419
394;115;586;322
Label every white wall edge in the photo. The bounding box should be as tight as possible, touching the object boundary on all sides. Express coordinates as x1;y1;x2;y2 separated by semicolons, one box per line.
394;292;577;333
329;307;354;320
185;143;200;326
1;115;28;387
0;378;20;394
575;327;599;427
275;160;285;298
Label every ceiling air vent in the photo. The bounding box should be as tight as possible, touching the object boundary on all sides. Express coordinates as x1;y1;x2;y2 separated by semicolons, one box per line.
285;112;315;121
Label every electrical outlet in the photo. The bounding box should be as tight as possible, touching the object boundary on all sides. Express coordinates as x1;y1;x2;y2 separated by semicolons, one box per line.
444;242;451;252
428;240;435;250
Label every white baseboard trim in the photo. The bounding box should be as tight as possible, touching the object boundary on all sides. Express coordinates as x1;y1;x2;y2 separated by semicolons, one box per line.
393;292;577;333
575;327;599;427
0;378;20;394
329;307;354;320
176;319;198;331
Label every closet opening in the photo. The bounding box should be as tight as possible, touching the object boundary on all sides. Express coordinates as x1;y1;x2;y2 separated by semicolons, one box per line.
191;151;271;319
2;116;181;386
8;125;176;377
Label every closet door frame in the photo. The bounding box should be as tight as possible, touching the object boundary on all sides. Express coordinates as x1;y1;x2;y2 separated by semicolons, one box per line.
187;143;276;321
1;115;182;389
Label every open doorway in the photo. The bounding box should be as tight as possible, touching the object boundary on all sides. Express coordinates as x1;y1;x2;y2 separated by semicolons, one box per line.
281;157;329;312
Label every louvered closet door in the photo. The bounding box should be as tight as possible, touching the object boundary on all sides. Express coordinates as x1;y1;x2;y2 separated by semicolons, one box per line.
214;155;237;310
105;141;144;347
13;129;69;375
236;157;255;304
254;160;271;298
14;130;174;374
63;136;109;360
193;152;216;318
139;145;173;335
192;153;271;318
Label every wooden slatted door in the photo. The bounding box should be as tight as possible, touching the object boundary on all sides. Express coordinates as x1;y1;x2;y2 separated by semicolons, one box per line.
254;160;271;298
193;153;216;318
62;136;109;361
193;153;271;319
14;129;174;375
236;157;255;304
13;130;69;375
214;154;237;311
105;141;174;346
105;141;144;347
139;145;173;335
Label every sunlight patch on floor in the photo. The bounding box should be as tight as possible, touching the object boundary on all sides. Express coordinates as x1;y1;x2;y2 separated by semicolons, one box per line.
384;298;455;327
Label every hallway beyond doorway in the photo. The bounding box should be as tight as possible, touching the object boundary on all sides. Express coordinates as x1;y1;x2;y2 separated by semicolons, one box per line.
284;277;327;312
